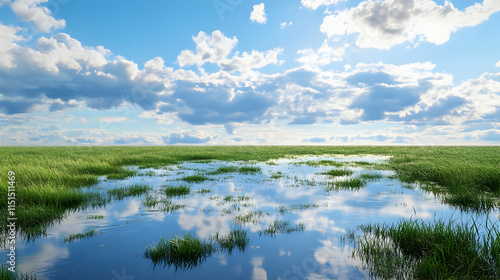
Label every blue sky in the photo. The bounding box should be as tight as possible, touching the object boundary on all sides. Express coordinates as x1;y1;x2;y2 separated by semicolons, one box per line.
0;0;499;145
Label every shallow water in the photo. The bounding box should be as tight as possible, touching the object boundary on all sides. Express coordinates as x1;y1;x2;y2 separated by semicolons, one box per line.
5;155;500;280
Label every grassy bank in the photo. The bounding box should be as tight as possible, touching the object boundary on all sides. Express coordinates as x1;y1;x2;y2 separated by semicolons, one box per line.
0;146;498;240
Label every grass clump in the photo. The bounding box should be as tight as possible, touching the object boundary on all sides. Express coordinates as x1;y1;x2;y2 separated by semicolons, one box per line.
86;215;104;220
193;188;211;194
144;233;216;270
299;160;345;167
233;211;265;225
277;204;321;215
321;169;353;177
145;229;249;270
180;175;213;183
260;221;305;237
107;184;150;200
64;228;98;243
211;229;250;254
210;166;261;175
0;268;40;280
326;178;366;191
163;185;190;197
359;173;384;181
345;218;500;279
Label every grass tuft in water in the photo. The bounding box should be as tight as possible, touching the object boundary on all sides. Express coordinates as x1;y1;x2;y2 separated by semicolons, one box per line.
260;221;305;237
359;173;384;181
344;217;500;279
193;188;211;194
326;178;366;191
211;229;250;254
0;268;40;280
181;175;213;183
277;204;322;215
107;184;151;200
86;215;104;220
210;166;261;175
321;169;353;177
144;233;216;270
64;228;98;243
163;185;190;197
233;211;265;225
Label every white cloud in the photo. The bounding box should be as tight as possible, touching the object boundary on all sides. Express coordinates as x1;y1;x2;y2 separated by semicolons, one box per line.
320;0;500;49
301;0;343;10
496;60;500;67
0;22;23;69
296;40;346;67
250;3;267;24
10;0;66;32
177;30;282;72
280;21;292;29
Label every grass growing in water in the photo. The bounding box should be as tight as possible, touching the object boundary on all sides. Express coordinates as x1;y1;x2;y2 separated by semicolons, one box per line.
321;169;353;177
345;218;500;279
326;178;366;191
64;228;98;243
86;215;104;219
359;173;384;181
0;268;40;280
163;185;190;197
145;233;216;270
145;229;249;270
107;184;150;200
260;221;306;237
210;166;261;175
277;204;322;215
180;175;213;183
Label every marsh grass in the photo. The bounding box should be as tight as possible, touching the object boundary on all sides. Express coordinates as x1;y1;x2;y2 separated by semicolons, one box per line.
107;184;150;200
209;166;261;175
359;173;384;181
180;175;213;183
326;178;366;191
163;185;190;197
260;221;305;237
64;228;98;243
321;169;353;177
144;233;216;270
145;229;249;270
86;215;104;219
141;194;186;212
277;204;321;215
233;211;265;225
0;268;40;280
1;146;498;241
193;188;211;194
345;218;500;279
298;160;345;167
211;229;250;253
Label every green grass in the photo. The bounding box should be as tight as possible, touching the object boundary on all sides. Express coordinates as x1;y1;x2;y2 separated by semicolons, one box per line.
233;211;265;225
211;229;250;253
0;268;40;280
321;169;353;177
277;204;322;215
145;229;249;270
326;178;366;191
193;188;211;194
180;175;213;183
345;217;500;279
260;220;305;237
1;146;498;241
86;215;104;219
107;184;151;200
144;233;216;270
359;173;384;181
163;185;190;197
64;228;98;243
298;160;345;167
209;165;261;175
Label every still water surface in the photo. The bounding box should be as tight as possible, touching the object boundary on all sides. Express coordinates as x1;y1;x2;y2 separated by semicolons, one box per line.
7;155;499;279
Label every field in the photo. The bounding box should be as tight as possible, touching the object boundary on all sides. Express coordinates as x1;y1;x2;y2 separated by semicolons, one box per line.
0;146;499;279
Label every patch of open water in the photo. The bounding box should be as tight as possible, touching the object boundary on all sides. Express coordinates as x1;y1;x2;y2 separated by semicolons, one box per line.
5;155;499;279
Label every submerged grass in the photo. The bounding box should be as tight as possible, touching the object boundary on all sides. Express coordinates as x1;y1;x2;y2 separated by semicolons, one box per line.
345;217;500;279
1;146;498;241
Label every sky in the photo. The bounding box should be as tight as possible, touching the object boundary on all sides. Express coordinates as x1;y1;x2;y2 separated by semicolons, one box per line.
0;0;499;146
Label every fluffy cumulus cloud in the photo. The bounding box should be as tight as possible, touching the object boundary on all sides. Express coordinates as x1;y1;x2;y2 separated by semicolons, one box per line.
301;0;343;10
496;60;500;67
0;22;23;69
9;0;66;32
250;3;267;24
321;0;500;49
296;40;346;67
163;132;214;145
177;30;282;72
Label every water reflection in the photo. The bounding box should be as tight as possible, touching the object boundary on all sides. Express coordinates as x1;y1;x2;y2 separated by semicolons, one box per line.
4;155;499;279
